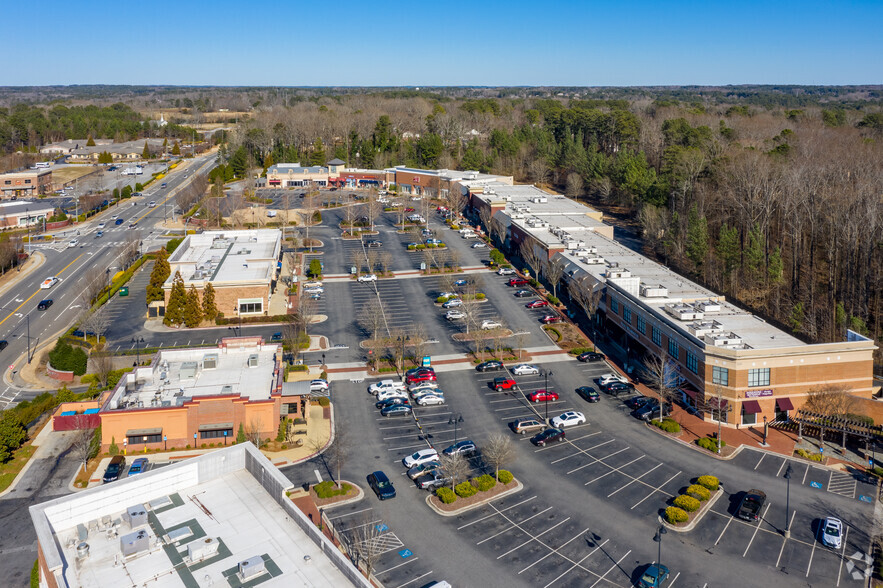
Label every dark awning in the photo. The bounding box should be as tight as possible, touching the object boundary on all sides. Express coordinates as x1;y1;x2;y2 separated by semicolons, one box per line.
126;427;162;437
776;397;794;411
198;422;233;432
706;397;729;410
282;381;312;397
742;400;762;414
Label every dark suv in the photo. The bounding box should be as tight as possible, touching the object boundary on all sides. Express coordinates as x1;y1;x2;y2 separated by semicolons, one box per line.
737;489;766;521
367;471;396;500
103;455;126;484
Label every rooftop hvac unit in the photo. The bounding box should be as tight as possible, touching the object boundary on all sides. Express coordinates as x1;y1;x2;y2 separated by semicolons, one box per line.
640;283;668;298
179;362;198;379
238;556;267;580
664;303;704;321
188;537;220;561
211;239;229;249
120;529;149;557
203;354;218;370
124;505;148;529
76;542;90;560
511;213;524;219
247;354;259;368
705;332;743;347
695;301;722;313
688;320;723;338
583;256;605;264
607;268;632;279
530;196;548;203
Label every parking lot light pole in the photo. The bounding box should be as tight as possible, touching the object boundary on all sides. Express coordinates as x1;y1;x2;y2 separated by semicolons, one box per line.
763;415;768;446
654;525;667;569
449;414;463;445
544;369;554;422
132;337;145;366
784;464;793;538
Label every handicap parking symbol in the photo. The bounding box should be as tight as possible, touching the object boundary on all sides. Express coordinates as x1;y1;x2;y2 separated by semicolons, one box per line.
399;549;413;558
860;495;873;503
810;481;823;489
376;523;389;532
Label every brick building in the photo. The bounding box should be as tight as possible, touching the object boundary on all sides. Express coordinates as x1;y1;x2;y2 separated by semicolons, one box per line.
0;169;52;198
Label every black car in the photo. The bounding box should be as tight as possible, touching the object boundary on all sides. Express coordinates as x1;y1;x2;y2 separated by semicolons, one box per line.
624;395;651;410
366;240;382;248
737;489;766;521
381;404;412;417
415;470;451;490
102;455;126;484
37;299;53;311
575;386;600;402
577;351;605;362
475;360;504;372
0;340;7;351
376;397;410;410
639;402;672;421
513;289;534;298
367;471;396;500
531;428;565;446
601;381;635;396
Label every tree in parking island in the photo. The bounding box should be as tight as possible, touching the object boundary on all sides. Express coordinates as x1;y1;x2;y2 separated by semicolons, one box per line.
163;271;187;327
146;248;171;304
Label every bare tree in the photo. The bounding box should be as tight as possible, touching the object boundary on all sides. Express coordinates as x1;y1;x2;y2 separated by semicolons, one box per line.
489;216;506;248
91;348;114;388
514;331;528;360
440;452;470;490
343;197;358;235
379;251;393;276
483;433;516;480
569;276;603;343
69;415;99;473
118;235;140;268
366;195;383;232
366;248;380;274
357;300;386;340
348;248;365;274
326;427;349;489
804;384;858;418
347;515;385;580
409;324;429;364
544;257;565;298
642;351;678;422
565;172;584;200
79;266;110;309
245;417;264;447
519;240;542;281
449;189;469;218
448;248;461;270
303;190;317;253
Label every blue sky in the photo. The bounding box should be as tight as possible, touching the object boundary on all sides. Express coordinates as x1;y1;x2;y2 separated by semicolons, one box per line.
7;0;881;86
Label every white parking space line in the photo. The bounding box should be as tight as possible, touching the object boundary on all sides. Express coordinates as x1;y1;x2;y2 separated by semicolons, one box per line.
836;525;849;587
802;464;810;485
496;517;571;559
714;515;735;546
588;549;631;588
608;463;663;498
388;441;436;452
375;557;420;576
393;570;434;588
806;530;819;576
776;459;788;478
631;471;682;510
457;496;538;530
775;510;798;568
743;501;772;557
476;507;554;545
518;530;595;575
667;572;681;586
753;453;766;470
539;536;605;586
584;455;644;486
563;445;624;471
327;507;374;521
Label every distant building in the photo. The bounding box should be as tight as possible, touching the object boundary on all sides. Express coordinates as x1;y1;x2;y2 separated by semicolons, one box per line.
30;443;369;587
40;139;113;155
388;166;513;199
0;169;52;198
0;200;55;229
41;139;168;162
266;163;333;188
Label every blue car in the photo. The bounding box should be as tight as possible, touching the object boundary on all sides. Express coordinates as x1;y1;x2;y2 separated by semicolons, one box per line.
128;457;149;477
639;564;670;588
454;279;468;286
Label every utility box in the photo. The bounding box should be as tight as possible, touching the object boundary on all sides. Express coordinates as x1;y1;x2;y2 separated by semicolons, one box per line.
120;529;149;557
124;505;148;529
238;556;266;579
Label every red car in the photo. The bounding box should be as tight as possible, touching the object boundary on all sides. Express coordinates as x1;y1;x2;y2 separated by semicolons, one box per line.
526;300;548;309
491;377;517;391
528;390;559;403
541;315;563;324
405;207;416;212
405;369;437;384
507;278;529;287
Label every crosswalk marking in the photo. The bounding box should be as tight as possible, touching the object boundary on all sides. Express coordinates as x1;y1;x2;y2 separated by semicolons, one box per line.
827;471;857;498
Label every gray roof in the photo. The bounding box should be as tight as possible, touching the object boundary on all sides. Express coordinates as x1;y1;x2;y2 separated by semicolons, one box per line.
0;201;56;216
327;158;346;165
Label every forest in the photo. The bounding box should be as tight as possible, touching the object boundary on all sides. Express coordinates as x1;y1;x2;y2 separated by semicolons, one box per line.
1;86;881;364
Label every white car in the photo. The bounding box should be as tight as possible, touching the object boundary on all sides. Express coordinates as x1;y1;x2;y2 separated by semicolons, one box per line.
481;320;503;330
403;448;439;468
820;517;842;548
442;298;463;308
309;379;329;392
512;364;540;376
438;292;459;300
369;379;406;395
471;242;487;248
148;201;157;208
304;286;324;294
461;232;477;239
303;280;323;288
40;277;59;289
97;222;106;229
416;394;445;406
358;274;377;282
497;267;515;276
551;411;587;428
408;381;439;393
412;387;444;401
598;373;628;386
445;310;466;321
68;239;79;248
376;389;409;402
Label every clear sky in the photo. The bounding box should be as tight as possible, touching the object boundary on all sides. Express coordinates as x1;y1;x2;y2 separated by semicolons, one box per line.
7;0;882;86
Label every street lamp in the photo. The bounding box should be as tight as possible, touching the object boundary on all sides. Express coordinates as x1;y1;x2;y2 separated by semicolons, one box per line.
132;337;145;366
543;369;554;423
763;415;768;446
783;464;793;538
448;414;464;445
654;525;667;570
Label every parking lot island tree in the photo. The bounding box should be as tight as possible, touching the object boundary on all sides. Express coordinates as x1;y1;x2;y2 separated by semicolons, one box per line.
440;453;470;491
483;433;516;480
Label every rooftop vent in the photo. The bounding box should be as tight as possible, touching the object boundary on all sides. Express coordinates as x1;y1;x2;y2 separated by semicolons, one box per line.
203;354;218;370
120;529;149;557
640;283;668;298
188;537;220;562
247;354;259;368
76;542;90;560
211;238;229;250
583;256;606;265
695;301;722;313
687;320;723;338
221;385;233;394
529;196;548;203
665;303;704;321
607;268;632;279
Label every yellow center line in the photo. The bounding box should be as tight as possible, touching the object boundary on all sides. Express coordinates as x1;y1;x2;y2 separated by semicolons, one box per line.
132;158;212;225
0;254;84;328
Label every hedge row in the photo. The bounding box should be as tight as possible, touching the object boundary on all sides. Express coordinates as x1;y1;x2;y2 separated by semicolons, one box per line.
652;418;681;433
435;470;513;505
665;506;688;524
697;437;726;452
796;448;824;462
313;481;352;499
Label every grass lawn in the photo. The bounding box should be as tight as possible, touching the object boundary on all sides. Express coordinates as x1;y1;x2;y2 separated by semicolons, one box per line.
50;166;96;184
0;444;37;493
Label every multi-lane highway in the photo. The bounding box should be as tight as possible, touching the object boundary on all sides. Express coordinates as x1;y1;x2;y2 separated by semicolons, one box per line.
0;153;217;408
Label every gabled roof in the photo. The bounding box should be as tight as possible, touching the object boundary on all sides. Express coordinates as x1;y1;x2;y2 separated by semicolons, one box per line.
327;158;346;165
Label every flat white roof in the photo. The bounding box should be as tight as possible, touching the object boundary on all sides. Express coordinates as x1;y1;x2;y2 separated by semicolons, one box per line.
106;344;280;411
31;444;367;588
166;229;281;288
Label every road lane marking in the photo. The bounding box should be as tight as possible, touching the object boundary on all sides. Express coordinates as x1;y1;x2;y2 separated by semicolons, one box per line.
0;254;84;328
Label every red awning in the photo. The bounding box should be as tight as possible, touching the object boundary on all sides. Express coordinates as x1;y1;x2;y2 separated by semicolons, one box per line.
776;397;794;411
742;400;762;414
682;388;698;401
706;397;729;410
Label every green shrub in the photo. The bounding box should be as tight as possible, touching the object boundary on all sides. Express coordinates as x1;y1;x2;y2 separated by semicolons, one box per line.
547;295;560;305
426;243;437;249
416;244;426;250
316;397;330;407
455;481;477;498
48;339;88;375
497;470;514;484
697;437;725;452
291;364;309;372
696;475;719;491
568;347;596;356
309;259;322;277
665;506;689;524
30;559;38;588
796;448;824;462
407;244;416;250
108;437;120;456
475;474;496;492
528;278;540;288
673;494;701;512
450;224;460;230
438;243;446;248
313;480;351;499
166;237;184;253
686;484;711;501
652;418;681;433
436;487;457;504
475;293;486;300
436;296;448;303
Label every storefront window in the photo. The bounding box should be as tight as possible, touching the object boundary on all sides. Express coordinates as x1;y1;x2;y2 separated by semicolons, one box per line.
742;407;756;425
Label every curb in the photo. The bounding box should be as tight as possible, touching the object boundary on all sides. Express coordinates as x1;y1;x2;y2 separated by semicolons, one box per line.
643;420;744;461
272;404;336;468
0;251;45;298
424;478;524;517
658;484;726;533
0;449;42;499
314;482;365;510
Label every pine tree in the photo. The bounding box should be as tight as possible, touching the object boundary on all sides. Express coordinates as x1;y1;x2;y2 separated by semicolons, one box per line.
86;135;96;147
716;223;740;278
163;271;187;327
309;138;326;166
98;151;113;164
202;282;218;321
146;248;170;304
142;141;151;159
744;224;766;286
162;138;168;150
236;423;246;444
263;153;274;169
184;285;203;328
171;141;181;155
685;205;709;271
